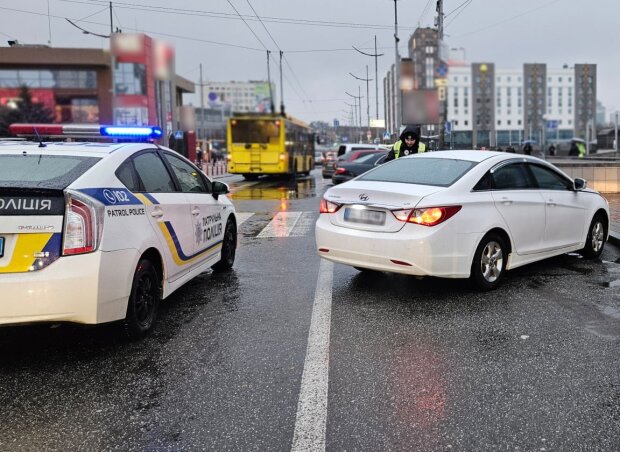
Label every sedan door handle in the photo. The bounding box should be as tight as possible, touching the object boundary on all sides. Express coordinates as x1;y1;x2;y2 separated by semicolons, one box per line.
499;197;513;205
150;208;164;219
191;207;201;216
547;199;557;207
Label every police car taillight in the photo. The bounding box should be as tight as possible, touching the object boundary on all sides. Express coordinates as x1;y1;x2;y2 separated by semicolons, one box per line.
62;191;105;255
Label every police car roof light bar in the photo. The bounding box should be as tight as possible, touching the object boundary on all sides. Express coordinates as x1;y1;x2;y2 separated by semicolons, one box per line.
100;126;163;139
9;124;164;140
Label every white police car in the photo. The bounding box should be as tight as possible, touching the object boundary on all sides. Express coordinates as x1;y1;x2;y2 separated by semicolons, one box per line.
0;124;237;337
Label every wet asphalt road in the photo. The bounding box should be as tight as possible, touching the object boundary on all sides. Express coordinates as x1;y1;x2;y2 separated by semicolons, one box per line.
0;169;619;451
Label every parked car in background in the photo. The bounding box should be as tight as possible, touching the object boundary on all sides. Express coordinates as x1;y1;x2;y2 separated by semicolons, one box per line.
332;151;388;185
314;150;324;165
336;143;383;158
322;148;385;179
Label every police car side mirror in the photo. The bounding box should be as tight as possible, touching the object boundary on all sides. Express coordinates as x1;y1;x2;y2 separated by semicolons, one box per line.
212;181;230;200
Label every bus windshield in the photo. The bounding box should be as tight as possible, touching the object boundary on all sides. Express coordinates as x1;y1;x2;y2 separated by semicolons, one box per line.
231;119;281;144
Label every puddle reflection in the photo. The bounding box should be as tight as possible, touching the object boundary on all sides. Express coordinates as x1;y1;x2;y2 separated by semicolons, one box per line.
229;176;316;201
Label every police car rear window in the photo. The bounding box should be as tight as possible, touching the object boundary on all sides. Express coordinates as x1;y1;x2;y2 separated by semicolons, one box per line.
0;155;100;189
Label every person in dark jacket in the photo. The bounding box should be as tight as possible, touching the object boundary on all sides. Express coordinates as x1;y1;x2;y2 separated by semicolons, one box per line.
385;126;426;162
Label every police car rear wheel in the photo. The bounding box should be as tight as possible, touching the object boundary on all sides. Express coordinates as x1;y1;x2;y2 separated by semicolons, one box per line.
212;219;236;272
123;259;160;339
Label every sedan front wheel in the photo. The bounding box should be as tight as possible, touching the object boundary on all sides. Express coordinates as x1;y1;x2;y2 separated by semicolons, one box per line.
580;214;606;259
471;233;506;291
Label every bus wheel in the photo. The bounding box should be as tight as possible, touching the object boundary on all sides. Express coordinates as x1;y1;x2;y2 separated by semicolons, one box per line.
243;174;258;181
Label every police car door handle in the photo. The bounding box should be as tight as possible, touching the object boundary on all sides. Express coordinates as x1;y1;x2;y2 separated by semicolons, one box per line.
191;207;201;216
499;196;513;205
150;208;164;219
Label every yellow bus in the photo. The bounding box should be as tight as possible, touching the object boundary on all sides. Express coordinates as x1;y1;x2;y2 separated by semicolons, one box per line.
226;113;315;179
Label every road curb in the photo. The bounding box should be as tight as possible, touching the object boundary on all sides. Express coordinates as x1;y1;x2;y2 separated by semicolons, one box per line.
609;230;620;247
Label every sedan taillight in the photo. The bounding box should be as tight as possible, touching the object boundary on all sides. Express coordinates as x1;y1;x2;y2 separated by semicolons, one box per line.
334;167;347;175
320;198;342;214
63;191;105;255
392;205;461;227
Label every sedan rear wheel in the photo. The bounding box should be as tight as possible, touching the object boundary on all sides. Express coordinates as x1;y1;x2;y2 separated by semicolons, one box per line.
580;214;606;258
471;233;506;290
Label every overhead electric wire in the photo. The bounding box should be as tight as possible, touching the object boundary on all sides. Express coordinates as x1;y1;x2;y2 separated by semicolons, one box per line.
225;0;308;108
243;0;315;109
416;0;433;27
0;5;264;51
451;0;563;35
59;0;394;30
445;0;473;27
225;0;270;50
445;0;473;18
74;5;109;22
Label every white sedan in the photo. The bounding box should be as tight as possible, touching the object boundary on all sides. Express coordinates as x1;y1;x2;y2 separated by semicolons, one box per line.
315;151;609;289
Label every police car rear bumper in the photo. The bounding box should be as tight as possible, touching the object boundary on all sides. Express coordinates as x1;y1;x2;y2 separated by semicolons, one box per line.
0;249;139;326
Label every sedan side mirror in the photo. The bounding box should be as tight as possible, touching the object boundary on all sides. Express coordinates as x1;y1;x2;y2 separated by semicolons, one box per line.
212;181;230;200
573;177;587;191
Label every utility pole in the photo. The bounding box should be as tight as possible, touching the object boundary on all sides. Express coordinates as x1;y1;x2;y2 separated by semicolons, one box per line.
349;68;372;127
199;63;205;143
358;85;362;132
615;111;618;153
393;0;400;133
279;51;285;116
344;102;355;127
436;0;444;40
352;36;384;121
266;50;275;113
345;91;358;128
109;2;114;36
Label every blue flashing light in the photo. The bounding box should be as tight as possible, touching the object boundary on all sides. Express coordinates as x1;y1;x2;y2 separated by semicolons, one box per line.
100;126;163;139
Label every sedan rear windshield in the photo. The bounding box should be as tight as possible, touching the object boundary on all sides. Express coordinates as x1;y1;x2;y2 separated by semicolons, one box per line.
357;157;477;187
0;155;101;189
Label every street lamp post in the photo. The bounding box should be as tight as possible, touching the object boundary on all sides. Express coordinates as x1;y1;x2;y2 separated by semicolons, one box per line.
393;0;400;133
349;67;372;127
615;111;618;153
353;36;384;123
345;92;358;129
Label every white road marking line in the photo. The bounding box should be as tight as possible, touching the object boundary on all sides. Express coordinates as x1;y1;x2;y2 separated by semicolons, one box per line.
235;212;254;226
291;259;333;452
257;211;303;238
290;212;316;237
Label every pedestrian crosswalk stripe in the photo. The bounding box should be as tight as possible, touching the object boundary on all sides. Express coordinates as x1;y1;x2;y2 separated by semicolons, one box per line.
236;212;254;226
236;211;317;237
257;211;303;238
290;212;315;237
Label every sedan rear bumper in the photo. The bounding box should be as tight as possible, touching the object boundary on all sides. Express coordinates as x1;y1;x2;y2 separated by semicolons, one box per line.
315;215;481;278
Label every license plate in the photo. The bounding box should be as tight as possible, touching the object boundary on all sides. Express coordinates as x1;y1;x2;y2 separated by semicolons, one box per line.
0;236;4;258
344;208;386;225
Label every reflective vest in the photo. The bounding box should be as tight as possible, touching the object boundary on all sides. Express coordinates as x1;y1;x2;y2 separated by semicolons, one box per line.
576;142;586;159
393;140;426;158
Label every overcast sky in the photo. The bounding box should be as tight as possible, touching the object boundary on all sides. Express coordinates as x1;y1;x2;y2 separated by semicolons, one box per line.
1;0;619;125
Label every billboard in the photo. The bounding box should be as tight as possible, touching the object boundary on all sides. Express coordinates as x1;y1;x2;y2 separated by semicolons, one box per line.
402;90;440;125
